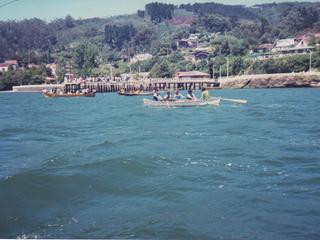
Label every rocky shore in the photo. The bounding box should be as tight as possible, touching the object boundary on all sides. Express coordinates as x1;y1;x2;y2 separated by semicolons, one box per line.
219;72;320;89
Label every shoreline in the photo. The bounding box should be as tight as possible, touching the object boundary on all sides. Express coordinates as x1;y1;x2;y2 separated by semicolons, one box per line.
219;72;320;88
2;72;320;93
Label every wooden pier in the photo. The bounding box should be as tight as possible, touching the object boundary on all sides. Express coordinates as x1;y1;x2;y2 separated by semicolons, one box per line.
81;78;220;93
12;78;220;93
11;72;320;93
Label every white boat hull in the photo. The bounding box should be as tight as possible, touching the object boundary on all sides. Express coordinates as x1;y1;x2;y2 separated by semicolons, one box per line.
143;98;220;107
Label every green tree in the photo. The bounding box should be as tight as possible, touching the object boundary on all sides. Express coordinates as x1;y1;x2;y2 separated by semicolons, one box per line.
65;15;75;28
212;35;247;56
73;42;98;76
104;24;136;49
150;60;173;78
145;2;175;23
197;15;231;33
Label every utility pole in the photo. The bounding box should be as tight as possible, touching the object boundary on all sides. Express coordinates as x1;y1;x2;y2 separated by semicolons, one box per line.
110;65;113;80
309;50;312;73
227;58;229;79
28;50;30;65
138;65;141;79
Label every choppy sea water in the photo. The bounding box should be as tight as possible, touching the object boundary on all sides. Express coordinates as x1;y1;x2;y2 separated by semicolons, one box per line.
0;89;320;239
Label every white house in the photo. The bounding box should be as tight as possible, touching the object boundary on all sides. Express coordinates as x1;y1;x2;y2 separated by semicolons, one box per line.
130;53;153;63
0;60;18;72
275;38;296;50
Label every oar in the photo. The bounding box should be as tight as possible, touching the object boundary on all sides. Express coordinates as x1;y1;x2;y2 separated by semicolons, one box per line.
220;97;248;104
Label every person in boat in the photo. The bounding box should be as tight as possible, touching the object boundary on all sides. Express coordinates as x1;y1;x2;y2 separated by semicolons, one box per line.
186;89;197;100
82;88;89;94
153;91;163;101
174;90;184;100
201;87;210;101
164;91;173;101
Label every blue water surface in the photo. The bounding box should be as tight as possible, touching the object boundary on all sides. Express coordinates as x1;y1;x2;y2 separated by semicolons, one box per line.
0;89;320;239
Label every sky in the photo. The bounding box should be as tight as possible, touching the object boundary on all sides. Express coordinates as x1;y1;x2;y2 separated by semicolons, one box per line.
0;0;318;21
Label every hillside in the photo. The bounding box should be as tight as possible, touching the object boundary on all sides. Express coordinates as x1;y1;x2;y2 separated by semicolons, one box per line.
0;1;320;90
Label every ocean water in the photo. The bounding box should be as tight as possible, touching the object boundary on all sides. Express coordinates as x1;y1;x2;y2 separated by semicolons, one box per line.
0;89;320;239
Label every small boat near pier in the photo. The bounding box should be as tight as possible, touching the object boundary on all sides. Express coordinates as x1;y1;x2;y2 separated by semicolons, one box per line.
43;83;95;98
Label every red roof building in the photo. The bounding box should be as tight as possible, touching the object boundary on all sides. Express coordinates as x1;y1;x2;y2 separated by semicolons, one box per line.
177;71;210;79
255;43;274;52
313;32;320;39
0;60;18;72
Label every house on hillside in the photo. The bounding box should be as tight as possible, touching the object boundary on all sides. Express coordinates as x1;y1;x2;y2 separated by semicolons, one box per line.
193;50;210;62
130;53;153;63
278;45;314;55
177;39;189;48
252;35;315;60
313;32;320;39
275;38;296;50
254;43;274;53
177;34;200;49
275;38;314;55
0;60;18;72
177;38;198;49
177;71;210;80
296;34;310;46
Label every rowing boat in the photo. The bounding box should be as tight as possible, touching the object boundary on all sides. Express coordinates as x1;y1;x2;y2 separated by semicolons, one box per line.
143;98;220;107
118;91;153;96
43;92;95;98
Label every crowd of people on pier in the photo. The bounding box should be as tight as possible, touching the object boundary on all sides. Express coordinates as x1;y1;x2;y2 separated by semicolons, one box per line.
153;88;210;102
65;76;123;84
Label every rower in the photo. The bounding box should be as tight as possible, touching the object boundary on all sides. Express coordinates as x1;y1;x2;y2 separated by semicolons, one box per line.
174;90;184;100
153;91;163;101
201;88;210;101
164;91;172;101
186;89;197;100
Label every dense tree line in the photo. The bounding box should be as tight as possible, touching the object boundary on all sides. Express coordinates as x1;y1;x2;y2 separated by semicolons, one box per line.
0;15;80;62
104;24;136;49
196;15;231;33
179;2;257;20
0;19;57;62
253;2;320;23
278;6;319;37
0;67;46;91
145;2;175;23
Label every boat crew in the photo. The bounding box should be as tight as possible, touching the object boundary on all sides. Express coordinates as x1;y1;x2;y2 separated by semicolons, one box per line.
186;89;197;100
174;90;184;100
201;88;210;101
153;91;163;101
